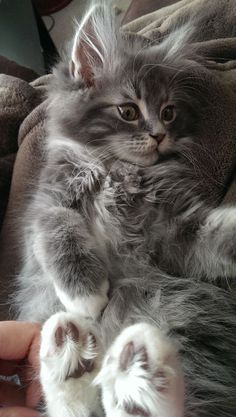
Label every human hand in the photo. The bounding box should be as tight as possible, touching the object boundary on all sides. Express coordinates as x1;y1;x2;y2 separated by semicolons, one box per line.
0;321;42;417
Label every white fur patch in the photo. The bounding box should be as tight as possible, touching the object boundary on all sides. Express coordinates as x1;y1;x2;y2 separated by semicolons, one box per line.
54;279;109;319
204;207;236;231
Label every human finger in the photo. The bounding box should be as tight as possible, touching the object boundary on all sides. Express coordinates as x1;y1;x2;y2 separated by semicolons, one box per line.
19;372;42;408
0;406;41;417
0;380;25;406
0;322;41;361
0;369;42;408
0;360;20;376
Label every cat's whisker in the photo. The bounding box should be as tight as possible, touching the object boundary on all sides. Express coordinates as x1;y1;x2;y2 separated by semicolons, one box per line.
178;142;225;187
180;141;213;163
180;150;199;169
83;142;115;162
168;64;204;87
171;87;213;108
131;37;159;80
136;61;186;85
132;29;185;81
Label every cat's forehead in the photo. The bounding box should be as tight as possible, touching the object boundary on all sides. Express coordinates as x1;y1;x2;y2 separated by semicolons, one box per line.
98;78;166;112
101;54;169;108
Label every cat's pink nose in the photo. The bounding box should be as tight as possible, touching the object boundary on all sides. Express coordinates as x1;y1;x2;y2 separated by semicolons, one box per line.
149;133;165;144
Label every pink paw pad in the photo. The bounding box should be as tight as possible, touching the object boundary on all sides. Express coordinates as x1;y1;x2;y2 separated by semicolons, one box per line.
53;321;97;380
120;341;148;371
119;342;150;417
55;321;79;346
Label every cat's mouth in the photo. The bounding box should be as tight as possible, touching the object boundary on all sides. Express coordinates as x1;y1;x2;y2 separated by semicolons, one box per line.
131;135;172;166
138;148;158;156
116;135;172;166
138;135;170;156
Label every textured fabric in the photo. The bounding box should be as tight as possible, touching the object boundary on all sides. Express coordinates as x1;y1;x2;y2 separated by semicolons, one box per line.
0;75;41;228
0;0;236;319
123;0;236;41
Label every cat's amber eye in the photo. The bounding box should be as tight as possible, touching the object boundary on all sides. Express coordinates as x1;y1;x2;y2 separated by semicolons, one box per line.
160;105;176;124
117;103;140;122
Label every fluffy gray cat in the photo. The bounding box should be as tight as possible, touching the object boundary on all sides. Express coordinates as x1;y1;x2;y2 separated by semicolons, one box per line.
16;4;236;417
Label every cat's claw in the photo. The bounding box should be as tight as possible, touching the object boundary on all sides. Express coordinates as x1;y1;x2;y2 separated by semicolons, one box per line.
96;323;184;417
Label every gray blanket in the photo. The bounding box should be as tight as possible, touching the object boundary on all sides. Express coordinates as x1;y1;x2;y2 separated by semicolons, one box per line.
124;0;236;96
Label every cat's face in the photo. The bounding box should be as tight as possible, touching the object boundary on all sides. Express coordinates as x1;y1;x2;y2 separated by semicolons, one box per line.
58;58;201;167
77;59;199;166
50;6;203;167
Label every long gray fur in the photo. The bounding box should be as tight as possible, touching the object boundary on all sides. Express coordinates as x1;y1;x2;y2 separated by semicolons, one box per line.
15;3;236;417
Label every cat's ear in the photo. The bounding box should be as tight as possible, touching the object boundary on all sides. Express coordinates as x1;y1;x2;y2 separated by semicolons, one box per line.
70;4;117;86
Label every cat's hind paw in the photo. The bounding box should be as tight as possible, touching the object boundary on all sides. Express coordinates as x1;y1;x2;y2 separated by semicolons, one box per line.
40;311;99;381
96;323;184;417
40;312;102;417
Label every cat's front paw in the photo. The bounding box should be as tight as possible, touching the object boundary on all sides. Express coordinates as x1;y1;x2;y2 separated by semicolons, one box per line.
40;312;102;417
96;323;184;417
204;207;236;257
76;164;106;196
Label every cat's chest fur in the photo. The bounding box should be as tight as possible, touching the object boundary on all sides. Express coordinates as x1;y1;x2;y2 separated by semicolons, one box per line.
76;158;197;277
45;149;195;275
85;161;162;257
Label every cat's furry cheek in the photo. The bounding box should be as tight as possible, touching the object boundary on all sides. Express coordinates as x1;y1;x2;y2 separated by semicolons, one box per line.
158;134;174;154
114;148;159;167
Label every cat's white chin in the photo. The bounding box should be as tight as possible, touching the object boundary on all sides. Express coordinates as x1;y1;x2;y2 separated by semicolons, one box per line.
124;151;159;166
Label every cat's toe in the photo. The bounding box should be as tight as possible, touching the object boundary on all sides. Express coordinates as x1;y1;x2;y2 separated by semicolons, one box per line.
120;342;148;371
55;321;79;347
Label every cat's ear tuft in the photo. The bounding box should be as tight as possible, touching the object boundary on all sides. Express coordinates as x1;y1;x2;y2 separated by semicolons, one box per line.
70;4;117;86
